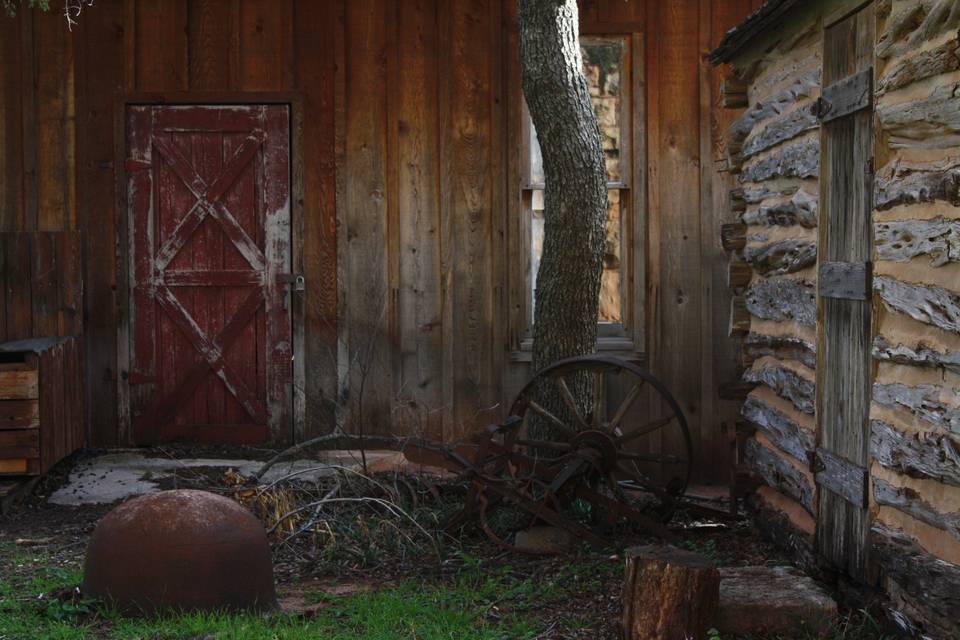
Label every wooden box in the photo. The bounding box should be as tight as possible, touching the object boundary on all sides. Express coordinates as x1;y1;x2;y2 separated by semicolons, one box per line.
0;337;84;475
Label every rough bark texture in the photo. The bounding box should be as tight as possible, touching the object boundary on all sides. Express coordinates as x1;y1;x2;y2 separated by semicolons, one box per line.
743;332;817;369
875;217;960;266
743;239;817;276
744;437;815;513
873;382;960;435
878;82;960;149
744;278;817;326
520;0;606;429
743;364;815;415
871;419;960;487
872;335;960;374
873;477;960;543
746;492;816;569
742;190;818;228
742;108;820;160
874;156;960;210
877;35;960;94
739;138;819;184
622;546;720;640
875;275;960;333
871;522;960;639
742;394;815;460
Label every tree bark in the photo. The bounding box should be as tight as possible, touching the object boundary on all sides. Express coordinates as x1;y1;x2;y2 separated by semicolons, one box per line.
622;545;720;640
519;0;607;433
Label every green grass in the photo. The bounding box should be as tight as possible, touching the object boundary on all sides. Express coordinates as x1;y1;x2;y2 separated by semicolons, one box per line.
0;544;612;640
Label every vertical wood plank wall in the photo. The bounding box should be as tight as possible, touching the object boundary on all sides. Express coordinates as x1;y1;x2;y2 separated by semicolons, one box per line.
0;0;753;483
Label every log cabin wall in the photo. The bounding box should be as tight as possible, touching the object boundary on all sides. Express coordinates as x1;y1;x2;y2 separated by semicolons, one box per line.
0;0;756;483
719;0;960;634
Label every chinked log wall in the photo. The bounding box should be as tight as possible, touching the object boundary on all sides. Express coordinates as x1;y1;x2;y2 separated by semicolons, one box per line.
0;0;759;484
721;0;960;635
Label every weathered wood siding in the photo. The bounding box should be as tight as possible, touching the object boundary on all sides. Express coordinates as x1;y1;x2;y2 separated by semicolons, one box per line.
0;0;753;483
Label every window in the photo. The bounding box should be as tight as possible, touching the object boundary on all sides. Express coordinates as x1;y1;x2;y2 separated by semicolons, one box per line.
522;35;640;351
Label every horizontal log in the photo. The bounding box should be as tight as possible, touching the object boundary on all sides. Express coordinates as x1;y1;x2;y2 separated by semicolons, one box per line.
872;335;960;374
870;521;960;639
877;35;960;95
873;477;960;543
878;82;960;149
721;223;747;251
741;395;815;461
744;364;815;414
730;188;747;214
729;296;750;337
747;492;816;570
876;1;926;60
742;107;819;159
875;217;960;266
742;190;818;228
742;185;799;205
727;258;752;289
745;278;817;326
743;437;815;514
743;239;817;276
875;275;960;333
871;419;960;487
727;70;820;170
740;138;819;184
873;382;960;435
743;332;817;369
875;156;960;210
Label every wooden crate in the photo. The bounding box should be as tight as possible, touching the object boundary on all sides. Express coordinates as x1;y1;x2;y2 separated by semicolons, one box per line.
0;337;84;475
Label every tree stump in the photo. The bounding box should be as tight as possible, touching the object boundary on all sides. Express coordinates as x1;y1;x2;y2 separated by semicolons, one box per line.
622;545;720;640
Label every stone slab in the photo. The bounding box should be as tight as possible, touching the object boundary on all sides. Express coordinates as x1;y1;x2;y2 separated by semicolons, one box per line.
718;566;837;636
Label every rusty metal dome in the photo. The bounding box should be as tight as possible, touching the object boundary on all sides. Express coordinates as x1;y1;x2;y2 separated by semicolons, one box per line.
82;489;277;614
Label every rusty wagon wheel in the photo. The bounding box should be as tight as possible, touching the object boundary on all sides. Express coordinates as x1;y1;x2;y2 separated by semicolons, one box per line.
502;354;693;523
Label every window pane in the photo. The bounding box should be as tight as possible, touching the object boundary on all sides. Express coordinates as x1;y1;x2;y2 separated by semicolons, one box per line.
530;188;622;324
528;37;625;185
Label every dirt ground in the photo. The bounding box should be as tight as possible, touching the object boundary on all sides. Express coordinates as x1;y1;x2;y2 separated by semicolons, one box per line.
0;448;891;639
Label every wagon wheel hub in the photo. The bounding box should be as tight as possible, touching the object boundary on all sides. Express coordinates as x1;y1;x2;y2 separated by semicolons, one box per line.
571;429;619;474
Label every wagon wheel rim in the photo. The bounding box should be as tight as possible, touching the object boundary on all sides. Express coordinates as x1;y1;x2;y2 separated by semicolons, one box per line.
506;354;692;522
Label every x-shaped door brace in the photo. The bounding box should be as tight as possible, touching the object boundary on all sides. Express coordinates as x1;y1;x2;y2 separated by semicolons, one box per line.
143;132;270;425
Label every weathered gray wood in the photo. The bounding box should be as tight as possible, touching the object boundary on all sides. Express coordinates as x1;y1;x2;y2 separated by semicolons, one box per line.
727;70;820;170
877;35;960;94
727;258;752;289
875;217;960;266
813;447;868;508
873;477;960;542
819;261;871;300
871;521;960;640
817;68;873;123
721;223;747;252
729;296;750;337
740;138;819;184
876;1;926;60
878;82;960;149
730;188;747;214
721;76;748;109
743;437;815;514
745;278;817;326
743;332;817;369
878;0;960;60
743;363;815;414
875;275;960;333
873;382;960;435
875;156;960;210
742;190;818;228
747;492;817;570
742;108;820;159
742;185;798;205
743;240;817;276
871;419;960;487
872;335;960;374
742;394;815;461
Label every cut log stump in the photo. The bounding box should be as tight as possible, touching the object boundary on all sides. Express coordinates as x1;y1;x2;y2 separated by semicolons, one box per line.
622;545;720;640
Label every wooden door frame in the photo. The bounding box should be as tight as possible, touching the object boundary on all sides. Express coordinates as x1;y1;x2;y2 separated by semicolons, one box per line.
114;92;305;446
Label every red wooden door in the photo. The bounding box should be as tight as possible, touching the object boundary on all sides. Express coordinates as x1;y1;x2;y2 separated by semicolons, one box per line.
126;105;291;444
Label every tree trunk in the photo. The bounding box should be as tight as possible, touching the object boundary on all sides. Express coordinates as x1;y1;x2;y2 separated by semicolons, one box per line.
518;0;607;432
622;545;720;640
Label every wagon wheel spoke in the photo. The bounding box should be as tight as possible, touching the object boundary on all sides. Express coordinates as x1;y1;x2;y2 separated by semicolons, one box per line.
591;370;606;428
608;382;645;432
515;439;572;452
554;376;590;431
527;401;578;439
616;462;673;499
616;414;676;445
